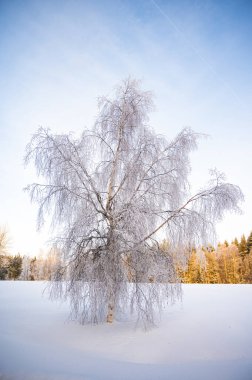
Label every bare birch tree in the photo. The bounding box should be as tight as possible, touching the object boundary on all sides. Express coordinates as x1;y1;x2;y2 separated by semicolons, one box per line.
25;78;243;327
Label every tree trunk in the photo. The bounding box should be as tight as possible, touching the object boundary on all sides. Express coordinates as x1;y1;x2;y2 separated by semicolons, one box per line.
106;302;114;323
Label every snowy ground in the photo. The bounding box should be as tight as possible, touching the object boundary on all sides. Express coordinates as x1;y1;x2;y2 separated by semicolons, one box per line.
0;282;252;380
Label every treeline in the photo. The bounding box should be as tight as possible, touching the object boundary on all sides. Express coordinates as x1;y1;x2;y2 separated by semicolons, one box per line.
0;249;61;281
1;226;252;283
178;232;252;284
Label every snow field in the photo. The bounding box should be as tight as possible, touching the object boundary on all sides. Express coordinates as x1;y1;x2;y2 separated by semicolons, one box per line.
0;282;252;380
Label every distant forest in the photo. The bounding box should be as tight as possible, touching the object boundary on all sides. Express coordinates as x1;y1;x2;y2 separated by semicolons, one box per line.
176;232;252;284
0;229;252;283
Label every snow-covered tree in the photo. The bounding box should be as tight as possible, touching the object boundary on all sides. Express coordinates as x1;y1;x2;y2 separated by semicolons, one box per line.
25;78;243;326
20;255;31;280
0;228;9;256
41;248;62;280
0;228;10;280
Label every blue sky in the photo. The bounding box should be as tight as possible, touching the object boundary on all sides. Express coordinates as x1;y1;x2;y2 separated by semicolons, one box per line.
0;0;252;255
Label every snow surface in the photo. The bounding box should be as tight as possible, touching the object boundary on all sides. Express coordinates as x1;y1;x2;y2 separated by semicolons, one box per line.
0;282;252;380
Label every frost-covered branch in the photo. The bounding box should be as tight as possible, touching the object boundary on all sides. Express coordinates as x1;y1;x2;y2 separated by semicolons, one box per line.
25;78;243;327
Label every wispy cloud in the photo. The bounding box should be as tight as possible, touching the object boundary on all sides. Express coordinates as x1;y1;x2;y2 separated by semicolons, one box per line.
0;0;251;253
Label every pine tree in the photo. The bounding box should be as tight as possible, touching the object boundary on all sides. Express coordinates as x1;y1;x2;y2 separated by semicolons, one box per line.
224;240;229;247
205;244;215;252
216;245;229;283
184;249;206;283
184;250;199;283
246;231;252;255
218;244;242;284
243;250;252;283
205;251;220;283
0;255;9;280
232;237;239;248
239;234;248;259
227;245;242;283
8;255;22;280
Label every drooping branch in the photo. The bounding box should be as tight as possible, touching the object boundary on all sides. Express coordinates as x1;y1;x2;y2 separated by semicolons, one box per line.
25;78;243;327
140;174;243;246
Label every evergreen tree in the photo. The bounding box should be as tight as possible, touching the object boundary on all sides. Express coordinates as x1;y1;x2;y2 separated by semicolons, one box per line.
205;244;215;252
243;250;252;283
184;250;205;283
216;245;229;283
227;245;242;283
246;231;252;255
217;244;242;283
0;255;9;280
8;255;22;280
224;240;229;247
205;252;220;283
232;237;239;248
238;234;248;259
